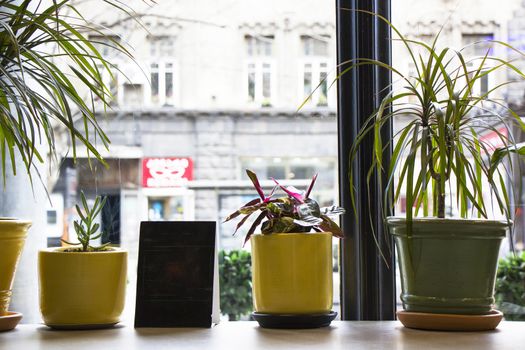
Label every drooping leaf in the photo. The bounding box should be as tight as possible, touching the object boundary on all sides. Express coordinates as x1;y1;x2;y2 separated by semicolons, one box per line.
232;212;254;236
318;215;343;238
490;143;525;177
272;178;304;203
243;211;267;247
224;198;262;222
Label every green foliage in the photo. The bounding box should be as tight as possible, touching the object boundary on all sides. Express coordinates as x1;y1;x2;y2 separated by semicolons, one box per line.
340;11;525;221
219;249;252;321
496;252;525;321
0;0;137;185
224;169;345;245
61;191;108;252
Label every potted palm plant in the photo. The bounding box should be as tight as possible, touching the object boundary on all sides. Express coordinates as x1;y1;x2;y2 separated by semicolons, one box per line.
224;170;344;328
0;0;135;330
38;192;127;329
346;13;525;330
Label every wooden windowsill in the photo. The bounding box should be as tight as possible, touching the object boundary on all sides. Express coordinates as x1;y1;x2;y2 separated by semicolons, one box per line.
2;321;524;349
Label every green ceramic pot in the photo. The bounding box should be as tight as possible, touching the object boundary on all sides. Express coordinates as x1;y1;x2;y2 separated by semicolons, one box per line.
387;217;509;315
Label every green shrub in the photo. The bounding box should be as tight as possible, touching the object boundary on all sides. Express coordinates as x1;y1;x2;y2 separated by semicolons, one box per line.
495;252;525;320
219;249;252;321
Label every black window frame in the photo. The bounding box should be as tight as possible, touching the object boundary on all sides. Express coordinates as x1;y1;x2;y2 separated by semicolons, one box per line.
336;0;396;320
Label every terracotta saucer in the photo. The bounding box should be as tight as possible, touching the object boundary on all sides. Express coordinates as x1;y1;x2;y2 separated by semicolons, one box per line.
397;309;503;331
0;311;23;332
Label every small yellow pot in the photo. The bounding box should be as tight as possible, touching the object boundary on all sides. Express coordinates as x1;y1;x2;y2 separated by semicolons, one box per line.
38;248;127;328
251;232;333;314
0;219;31;316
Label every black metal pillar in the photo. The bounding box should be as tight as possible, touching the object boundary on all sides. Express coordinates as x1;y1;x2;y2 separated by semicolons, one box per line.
336;0;396;320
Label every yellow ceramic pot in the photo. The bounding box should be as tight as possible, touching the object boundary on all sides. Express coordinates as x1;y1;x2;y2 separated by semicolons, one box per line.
38;247;127;328
0;219;31;316
251;232;333;314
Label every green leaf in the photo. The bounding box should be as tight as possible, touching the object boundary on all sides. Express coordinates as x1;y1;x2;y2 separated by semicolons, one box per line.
490;143;525;177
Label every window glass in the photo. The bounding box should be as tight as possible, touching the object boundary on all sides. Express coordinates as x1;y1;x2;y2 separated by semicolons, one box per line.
392;0;524;319
165;63;174;105
245;36;274;106
461;33;494;57
123;83;144;106
3;0;338;324
89;34;121;57
300;35;332;107
245;35;274;57
150;36;176;57
150;63;159;103
302;35;329;56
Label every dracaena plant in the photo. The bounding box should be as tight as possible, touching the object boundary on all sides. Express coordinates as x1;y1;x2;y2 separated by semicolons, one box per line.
224;169;345;245
0;0;138;184
62;191;109;252
343;11;525;223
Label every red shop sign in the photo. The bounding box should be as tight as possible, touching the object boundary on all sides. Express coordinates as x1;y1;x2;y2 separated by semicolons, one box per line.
142;157;193;188
480;127;508;155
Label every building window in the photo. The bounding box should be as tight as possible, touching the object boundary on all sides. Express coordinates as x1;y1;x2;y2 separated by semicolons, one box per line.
89;34;122;57
123;83;144;106
245;35;274;106
302;35;329;56
147;36;176;106
462;33;494;96
150;36;176;57
46;210;57;225
300;35;331;107
240;156;337;201
90;35;121;105
95;63;119;105
148;62;176;106
462;33;494;57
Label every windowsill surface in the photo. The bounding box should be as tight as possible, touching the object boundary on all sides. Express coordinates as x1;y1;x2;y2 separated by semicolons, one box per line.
2;321;524;350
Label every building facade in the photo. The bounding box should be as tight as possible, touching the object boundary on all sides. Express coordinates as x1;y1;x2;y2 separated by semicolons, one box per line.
49;0;525;251
5;0;524;324
49;0;340;255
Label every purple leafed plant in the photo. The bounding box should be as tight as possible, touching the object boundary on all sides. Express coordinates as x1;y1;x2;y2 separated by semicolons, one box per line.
224;169;345;245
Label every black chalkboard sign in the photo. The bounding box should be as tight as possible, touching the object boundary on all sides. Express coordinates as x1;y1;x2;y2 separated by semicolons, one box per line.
135;221;216;328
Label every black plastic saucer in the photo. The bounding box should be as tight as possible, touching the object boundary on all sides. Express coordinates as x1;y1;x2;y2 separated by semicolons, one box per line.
252;311;337;329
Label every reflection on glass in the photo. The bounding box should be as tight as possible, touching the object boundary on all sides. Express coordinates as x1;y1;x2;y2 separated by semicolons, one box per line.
149;199;164;220
148;197;185;221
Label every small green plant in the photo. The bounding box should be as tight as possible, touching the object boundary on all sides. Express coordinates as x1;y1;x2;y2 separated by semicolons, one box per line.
495;252;525;321
219;249;252;321
61;192;109;252
224;169;345;245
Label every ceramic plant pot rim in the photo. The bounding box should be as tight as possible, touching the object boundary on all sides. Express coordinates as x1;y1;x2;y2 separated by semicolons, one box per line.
386;216;511;227
0;219;32;238
39;247;127;254
0;218;32;226
386;216;509;239
252;232;332;238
